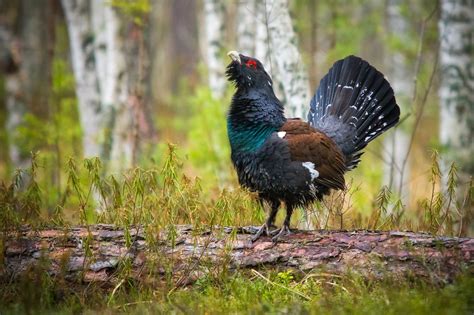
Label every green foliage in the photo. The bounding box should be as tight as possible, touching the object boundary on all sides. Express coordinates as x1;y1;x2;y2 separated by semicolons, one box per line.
1;268;473;314
184;86;235;190
0;144;261;229
1;142;470;235
109;0;150;25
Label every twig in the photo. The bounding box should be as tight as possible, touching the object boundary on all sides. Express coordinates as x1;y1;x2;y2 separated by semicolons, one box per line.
397;3;439;196
398;50;439;196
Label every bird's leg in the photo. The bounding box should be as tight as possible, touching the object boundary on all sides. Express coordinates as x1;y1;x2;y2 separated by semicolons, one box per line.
266;199;280;230
252;200;280;242
272;203;294;243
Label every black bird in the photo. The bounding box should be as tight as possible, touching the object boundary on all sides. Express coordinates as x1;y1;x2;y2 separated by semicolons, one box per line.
226;51;400;242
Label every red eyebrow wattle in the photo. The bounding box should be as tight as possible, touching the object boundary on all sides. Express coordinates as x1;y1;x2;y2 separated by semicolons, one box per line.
246;60;257;68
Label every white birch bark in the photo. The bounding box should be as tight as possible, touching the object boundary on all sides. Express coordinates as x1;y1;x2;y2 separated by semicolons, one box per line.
203;0;226;98
235;0;308;116
61;0;103;158
62;0;133;173
383;0;411;205
91;0;132;172
260;0;311;118
237;0;257;56
438;0;474;191
254;0;272;74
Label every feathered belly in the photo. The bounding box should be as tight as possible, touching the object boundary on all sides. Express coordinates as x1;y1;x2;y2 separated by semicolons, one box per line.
232;153;320;204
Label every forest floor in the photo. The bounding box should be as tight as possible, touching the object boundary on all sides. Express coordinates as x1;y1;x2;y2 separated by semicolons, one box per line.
1;268;473;314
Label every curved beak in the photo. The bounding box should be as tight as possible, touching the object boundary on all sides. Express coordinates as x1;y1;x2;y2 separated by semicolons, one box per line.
227;51;241;64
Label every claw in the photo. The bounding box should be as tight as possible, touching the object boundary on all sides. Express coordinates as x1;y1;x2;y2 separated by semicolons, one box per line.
251;223;276;242
271;224;292;243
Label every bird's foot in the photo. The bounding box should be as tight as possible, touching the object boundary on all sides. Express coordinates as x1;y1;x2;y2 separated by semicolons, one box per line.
251;223;276;242
271;224;292;243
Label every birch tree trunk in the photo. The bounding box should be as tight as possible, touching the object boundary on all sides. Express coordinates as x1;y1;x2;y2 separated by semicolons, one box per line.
236;0;257;56
234;0;310;117
235;0;272;72
90;0;133;171
260;0;311;118
383;0;411;205
61;0;104;159
202;0;226;99
438;0;474;199
232;0;271;114
254;0;272;76
62;0;144;173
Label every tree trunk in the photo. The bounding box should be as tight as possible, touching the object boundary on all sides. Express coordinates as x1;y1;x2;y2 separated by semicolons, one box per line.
61;0;104;159
91;0;134;172
254;0;272;74
123;19;156;166
236;0;257;56
234;0;310;118
62;0;151;173
308;0;318;88
2;0;55;170
383;0;411;205
202;0;226;99
2;225;472;285
438;0;474;200
18;0;55;121
1;17;23;168
170;0;199;92
261;0;311;118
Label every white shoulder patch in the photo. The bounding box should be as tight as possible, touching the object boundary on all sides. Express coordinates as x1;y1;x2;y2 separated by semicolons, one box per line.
277;131;286;139
302;162;319;180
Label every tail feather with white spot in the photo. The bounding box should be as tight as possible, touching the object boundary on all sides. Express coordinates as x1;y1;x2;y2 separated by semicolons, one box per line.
308;55;400;169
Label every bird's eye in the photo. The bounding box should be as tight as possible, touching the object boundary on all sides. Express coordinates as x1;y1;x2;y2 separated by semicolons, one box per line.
246;60;257;69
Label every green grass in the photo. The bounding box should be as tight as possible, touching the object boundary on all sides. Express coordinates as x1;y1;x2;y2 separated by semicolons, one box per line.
1;270;473;314
1;146;471;235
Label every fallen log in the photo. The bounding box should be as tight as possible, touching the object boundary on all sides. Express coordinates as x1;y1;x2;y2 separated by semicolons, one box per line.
2;224;473;285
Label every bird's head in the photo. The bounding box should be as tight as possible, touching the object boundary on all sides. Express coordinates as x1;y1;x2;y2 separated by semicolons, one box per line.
226;51;273;90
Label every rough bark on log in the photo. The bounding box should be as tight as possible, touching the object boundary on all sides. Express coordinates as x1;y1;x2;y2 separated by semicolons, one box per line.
2;225;473;286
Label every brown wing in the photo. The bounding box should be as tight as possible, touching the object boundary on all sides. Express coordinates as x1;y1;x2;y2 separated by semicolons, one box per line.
280;120;346;190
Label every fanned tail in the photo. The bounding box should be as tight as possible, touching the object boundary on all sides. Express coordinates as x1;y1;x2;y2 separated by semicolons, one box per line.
308;55;400;169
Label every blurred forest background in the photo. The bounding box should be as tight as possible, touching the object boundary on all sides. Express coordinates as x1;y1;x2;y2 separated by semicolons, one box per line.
0;0;472;235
